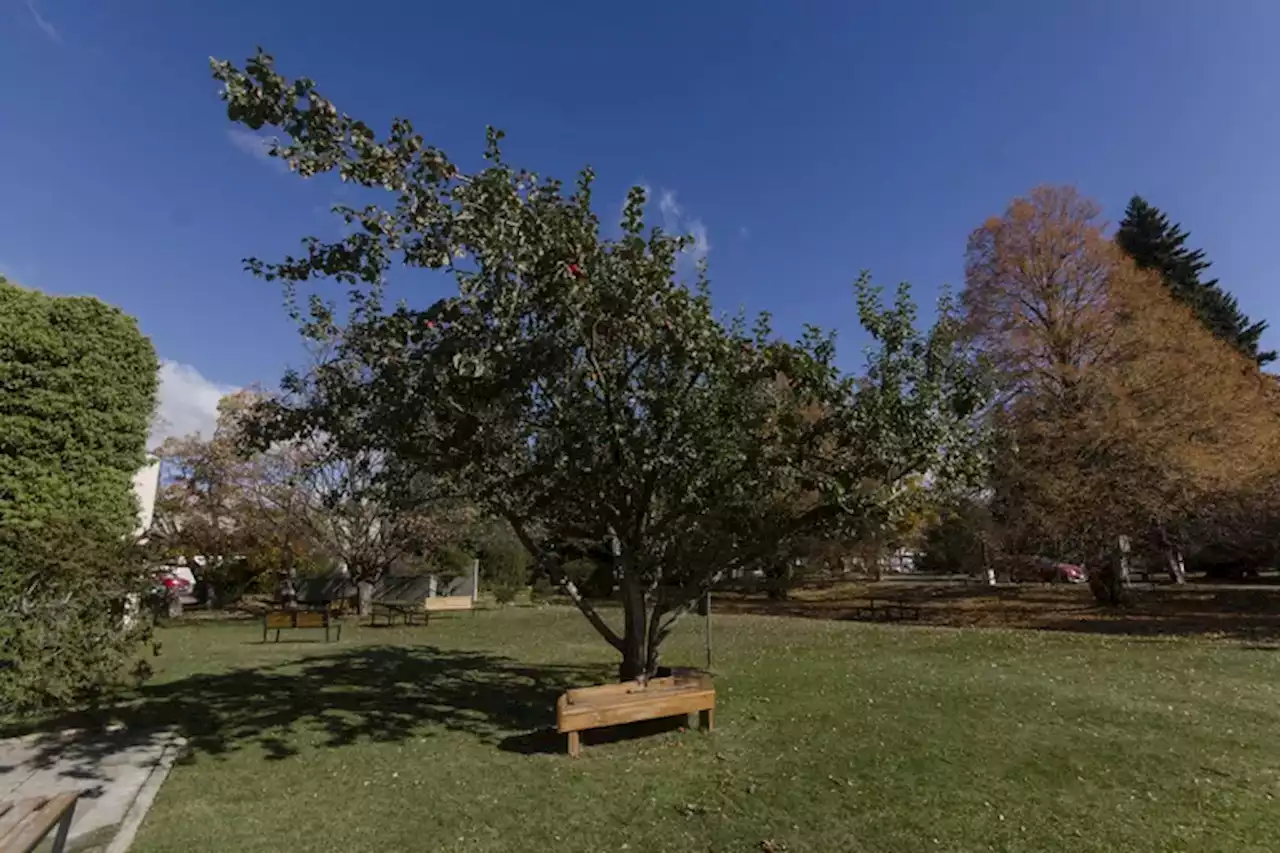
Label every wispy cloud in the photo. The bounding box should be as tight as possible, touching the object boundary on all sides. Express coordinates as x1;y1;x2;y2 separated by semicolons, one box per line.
227;128;287;172
656;189;710;262
658;190;683;231
688;219;711;262
149;360;239;449
24;0;60;43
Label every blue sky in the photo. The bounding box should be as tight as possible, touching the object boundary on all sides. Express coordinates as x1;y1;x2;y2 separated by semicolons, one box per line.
3;1;1279;444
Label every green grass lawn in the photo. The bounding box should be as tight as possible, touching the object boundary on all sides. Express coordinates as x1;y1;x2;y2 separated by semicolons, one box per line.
107;608;1280;852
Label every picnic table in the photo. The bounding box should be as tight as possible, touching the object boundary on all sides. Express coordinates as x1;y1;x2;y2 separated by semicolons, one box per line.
848;596;922;622
0;792;78;853
370;596;476;626
370;600;427;626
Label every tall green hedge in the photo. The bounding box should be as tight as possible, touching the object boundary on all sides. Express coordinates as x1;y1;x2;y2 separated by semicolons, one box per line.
0;277;160;712
0;278;158;536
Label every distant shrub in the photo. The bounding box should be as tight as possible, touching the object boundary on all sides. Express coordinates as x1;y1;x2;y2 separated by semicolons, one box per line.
435;545;475;584
481;536;529;605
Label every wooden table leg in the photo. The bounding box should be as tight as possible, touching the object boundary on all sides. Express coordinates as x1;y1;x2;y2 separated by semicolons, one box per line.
50;799;76;853
567;731;581;758
700;708;715;732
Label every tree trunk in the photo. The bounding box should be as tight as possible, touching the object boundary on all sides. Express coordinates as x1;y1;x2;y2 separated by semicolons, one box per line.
357;580;375;617
1117;535;1132;586
618;574;649;682
1164;547;1187;584
1089;537;1133;605
766;561;793;600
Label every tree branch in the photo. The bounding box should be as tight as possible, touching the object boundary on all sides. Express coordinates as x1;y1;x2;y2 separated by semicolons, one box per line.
498;506;624;651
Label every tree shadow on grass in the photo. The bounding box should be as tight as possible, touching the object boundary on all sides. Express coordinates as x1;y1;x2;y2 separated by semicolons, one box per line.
4;645;611;783
499;716;689;755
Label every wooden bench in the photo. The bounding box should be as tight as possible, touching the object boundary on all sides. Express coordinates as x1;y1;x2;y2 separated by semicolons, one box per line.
263;609;341;642
848;597;921;622
0;792;78;853
556;671;715;757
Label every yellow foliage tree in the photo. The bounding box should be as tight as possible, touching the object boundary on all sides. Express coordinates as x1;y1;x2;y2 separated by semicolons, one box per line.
963;186;1280;599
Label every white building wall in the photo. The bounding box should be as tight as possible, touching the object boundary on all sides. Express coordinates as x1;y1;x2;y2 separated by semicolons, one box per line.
131;455;161;538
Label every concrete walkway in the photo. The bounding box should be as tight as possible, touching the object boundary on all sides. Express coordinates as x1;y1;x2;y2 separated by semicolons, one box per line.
0;727;183;852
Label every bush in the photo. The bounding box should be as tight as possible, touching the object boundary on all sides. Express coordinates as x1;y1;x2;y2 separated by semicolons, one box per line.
481;536;530;605
0;518;154;714
529;575;557;604
567;557;617;598
434;545;475;585
919;502;990;577
0;282;159;713
0;281;159;539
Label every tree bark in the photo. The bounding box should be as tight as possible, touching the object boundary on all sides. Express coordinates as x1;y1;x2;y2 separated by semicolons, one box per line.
1090;536;1133;605
618;573;649;681
357;580;375;616
1117;535;1132;586
766;561;793;600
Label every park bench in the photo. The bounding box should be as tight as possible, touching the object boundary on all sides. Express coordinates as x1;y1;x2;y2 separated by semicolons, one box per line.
262;609;342;642
556;670;715;758
848;597;921;622
0;792;78;853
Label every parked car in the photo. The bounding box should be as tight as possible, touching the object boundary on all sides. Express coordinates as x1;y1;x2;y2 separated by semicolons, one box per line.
154;566;198;604
1007;556;1087;584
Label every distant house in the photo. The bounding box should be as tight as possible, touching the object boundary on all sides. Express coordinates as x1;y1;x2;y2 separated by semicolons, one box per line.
132;454;161;539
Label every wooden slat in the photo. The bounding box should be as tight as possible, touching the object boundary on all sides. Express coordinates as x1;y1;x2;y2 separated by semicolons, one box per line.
558;689;716;732
565;677;668;704
0;792;78;853
566;673;711;706
264;612;292;629
423;596;472;612
294;612;327;629
0;798;41;840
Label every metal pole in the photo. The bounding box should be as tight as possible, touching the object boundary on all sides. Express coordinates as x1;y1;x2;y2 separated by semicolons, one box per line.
704;590;713;673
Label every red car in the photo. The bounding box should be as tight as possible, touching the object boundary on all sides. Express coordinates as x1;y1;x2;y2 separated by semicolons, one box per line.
154;568;196;602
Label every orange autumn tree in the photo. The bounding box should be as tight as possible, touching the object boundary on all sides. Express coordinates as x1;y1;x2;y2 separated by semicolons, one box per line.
962;186;1280;600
